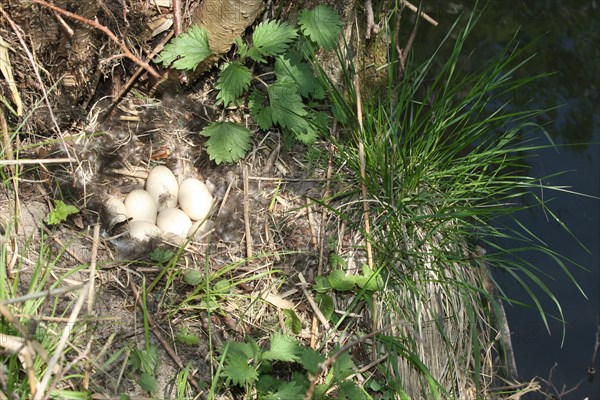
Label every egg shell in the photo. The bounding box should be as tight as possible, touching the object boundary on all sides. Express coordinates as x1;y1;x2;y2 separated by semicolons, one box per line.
145;166;178;210
105;195;128;226
178;178;213;221
157;208;192;236
128;220;162;241
125;189;157;224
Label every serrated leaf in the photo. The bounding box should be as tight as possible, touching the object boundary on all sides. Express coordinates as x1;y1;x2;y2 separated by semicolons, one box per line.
264;381;305;400
283;309;302;335
299;347;326;375
223;351;258;387
299;6;342;51
130;346;158;375
183;270;203;286
338;380;366;399
274;52;316;98
248;90;273;129
139;372;158;393
226;340;260;360
327;270;356;291
47;200;79;225
332;351;355;381
158;25;212;70
216;62;252;106
263;332;300;362
200;121;252;164
252;20;298;60
149;248;174;264
268;81;307;129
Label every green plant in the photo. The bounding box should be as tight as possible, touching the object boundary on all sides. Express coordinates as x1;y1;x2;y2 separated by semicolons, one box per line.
215;331;368;399
46;199;79;225
311;4;586;398
157;5;342;164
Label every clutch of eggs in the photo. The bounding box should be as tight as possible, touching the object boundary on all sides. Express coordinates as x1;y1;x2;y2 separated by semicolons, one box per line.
109;166;214;242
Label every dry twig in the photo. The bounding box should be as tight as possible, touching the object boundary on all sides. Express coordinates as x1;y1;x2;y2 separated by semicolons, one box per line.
30;0;160;79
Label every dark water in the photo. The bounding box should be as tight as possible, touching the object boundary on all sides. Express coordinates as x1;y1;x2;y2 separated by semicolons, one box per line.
414;1;599;398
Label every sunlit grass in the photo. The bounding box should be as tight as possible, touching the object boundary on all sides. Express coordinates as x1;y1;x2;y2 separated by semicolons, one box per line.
317;5;586;398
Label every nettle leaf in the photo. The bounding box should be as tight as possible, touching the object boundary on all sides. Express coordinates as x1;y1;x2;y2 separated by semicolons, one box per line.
159;25;212;70
299;347;326;375
274;51;316;98
200;121;252;164
268;81;307;129
47;200;79;225
139;372;158;394
266;381;305;400
216;62;252;106
332;351;355;381
299;6;342;51
338;380;366;400
252;20;298;59
263;332;300;362
223;351;259;387
248;90;273;130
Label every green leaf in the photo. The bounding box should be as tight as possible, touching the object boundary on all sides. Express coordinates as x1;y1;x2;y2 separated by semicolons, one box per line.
329;253;346;269
212;279;231;295
355;264;385;291
338;381;366;400
327;270;356;291
183;270;203;286
175;331;201;346
248;90;273;130
263;332;300;362
216;62;252;106
200;121;252;164
158;25;212;70
130;346;158;375
139;372;158;394
299;347;326;375
332;351;355;381
47;200;79;225
274;52;316;98
264;381;305;400
252;20;298;60
313;276;332;293
315;293;334;321
283;309;302;335
149;248;175;264
268;81;307;129
223;351;259;387
299;6;342;51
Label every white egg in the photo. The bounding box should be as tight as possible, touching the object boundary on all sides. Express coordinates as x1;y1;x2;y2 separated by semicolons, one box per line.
178;178;213;221
128;220;162;241
157;208;192;236
105;195;128;226
145;166;179;210
125;189;157;224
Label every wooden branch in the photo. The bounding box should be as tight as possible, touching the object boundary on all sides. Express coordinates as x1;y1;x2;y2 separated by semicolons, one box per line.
30;0;160;79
